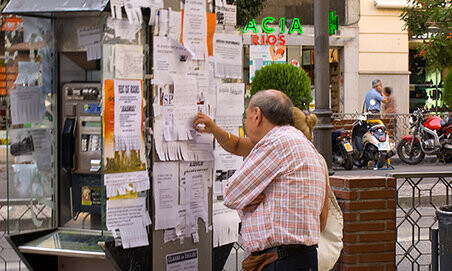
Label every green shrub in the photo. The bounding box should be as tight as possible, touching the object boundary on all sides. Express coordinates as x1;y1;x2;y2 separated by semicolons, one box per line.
444;69;452;109
250;63;312;109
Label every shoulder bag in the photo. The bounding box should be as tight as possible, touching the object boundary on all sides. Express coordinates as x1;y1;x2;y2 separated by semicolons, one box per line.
318;159;344;271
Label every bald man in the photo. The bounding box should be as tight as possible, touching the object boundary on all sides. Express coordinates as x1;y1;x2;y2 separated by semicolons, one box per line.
194;90;326;270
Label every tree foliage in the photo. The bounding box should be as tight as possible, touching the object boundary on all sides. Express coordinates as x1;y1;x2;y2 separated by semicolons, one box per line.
401;0;452;70
250;63;312;109
444;69;452;108
236;0;267;27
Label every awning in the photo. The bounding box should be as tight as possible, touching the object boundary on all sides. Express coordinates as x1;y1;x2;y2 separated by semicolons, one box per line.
3;0;109;15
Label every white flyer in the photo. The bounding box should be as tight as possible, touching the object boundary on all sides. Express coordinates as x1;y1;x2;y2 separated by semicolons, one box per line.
106;197;149;230
180;161;212;232
173;78;198;140
107;17;141;41
14;62;40;86
215;0;236;28
153;36;193;84
215;83;244;126
114;80;142;151
182;0;207;59
213;202;240;247
10;86;44;125
213;33;242;79
153;162;181;230
106;197;151;249
77;26;100;48
157;9;182;40
114;44;144;79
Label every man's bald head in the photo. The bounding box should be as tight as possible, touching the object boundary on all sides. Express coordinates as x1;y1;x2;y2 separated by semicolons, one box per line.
249;89;294;126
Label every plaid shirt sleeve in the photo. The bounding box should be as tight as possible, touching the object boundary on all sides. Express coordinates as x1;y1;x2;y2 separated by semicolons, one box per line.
224;136;283;210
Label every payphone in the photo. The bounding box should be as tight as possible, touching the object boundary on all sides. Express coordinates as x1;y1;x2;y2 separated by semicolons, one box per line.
61;82;103;219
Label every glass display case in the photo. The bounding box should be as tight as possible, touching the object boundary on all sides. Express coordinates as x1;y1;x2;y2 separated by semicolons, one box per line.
4;14;57;236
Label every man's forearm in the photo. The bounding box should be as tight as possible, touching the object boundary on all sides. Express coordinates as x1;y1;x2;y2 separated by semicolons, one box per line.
213;126;253;157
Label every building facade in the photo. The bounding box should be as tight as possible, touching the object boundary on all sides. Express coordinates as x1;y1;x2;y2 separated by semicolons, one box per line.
244;0;410;114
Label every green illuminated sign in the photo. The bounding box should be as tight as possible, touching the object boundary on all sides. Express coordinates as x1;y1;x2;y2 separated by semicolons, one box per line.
244;13;339;36
329;11;338;35
243;17;303;34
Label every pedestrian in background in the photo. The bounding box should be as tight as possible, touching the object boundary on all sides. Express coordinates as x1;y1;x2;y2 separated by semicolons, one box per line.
382;86;397;140
364;79;387;113
382;86;396;113
193;89;327;271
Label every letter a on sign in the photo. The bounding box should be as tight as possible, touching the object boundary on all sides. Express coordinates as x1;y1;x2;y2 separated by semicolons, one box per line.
243;19;259;33
289;18;303;34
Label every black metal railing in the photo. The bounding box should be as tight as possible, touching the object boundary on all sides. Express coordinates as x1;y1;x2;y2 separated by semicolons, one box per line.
388;172;452;271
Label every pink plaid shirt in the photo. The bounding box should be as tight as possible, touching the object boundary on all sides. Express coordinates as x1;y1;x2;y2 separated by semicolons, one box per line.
224;126;326;252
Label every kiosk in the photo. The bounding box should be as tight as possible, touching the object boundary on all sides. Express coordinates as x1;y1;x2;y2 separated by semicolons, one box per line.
2;0;243;270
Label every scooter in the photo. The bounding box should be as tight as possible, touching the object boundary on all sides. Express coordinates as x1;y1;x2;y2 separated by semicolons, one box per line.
332;128;354;170
397;108;452;164
351;112;396;169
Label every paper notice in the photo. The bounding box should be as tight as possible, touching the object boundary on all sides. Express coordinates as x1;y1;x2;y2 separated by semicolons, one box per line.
10;86;44;125
153;36;193;84
104;171;149;187
114;44;144;79
184;170;208;229
215;0;236;28
182;0;208;59
158;9;182;40
215;83;244;126
114;80;143;151
213;202;240;247
166;249;198;271
153;162;181;230
106;197;148;229
77;26;100;48
119;225;149;248
173;78;198;140
14;62;40;86
110;0;124;19
77;26;101;61
107;17;141;41
213;33;242;79
180;161;212;232
86;43;101;61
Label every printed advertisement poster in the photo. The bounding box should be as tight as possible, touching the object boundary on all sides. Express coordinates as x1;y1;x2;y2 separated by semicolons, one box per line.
103;79;149;194
249;45;286;82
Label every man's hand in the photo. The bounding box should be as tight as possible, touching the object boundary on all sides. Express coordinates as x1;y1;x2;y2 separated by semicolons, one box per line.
193;112;217;134
243;194;264;213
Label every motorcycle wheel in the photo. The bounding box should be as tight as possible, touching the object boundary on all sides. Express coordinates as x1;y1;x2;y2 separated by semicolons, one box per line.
340;145;354;170
397;138;425;165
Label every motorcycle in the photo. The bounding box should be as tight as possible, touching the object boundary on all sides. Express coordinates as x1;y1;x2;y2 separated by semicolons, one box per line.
332;128;354;170
397;108;452;164
351;113;396;169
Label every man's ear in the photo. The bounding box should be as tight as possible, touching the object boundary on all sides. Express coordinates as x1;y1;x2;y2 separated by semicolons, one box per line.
254;107;263;125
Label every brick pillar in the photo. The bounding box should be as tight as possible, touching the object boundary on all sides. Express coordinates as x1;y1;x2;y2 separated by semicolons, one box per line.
330;176;396;271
